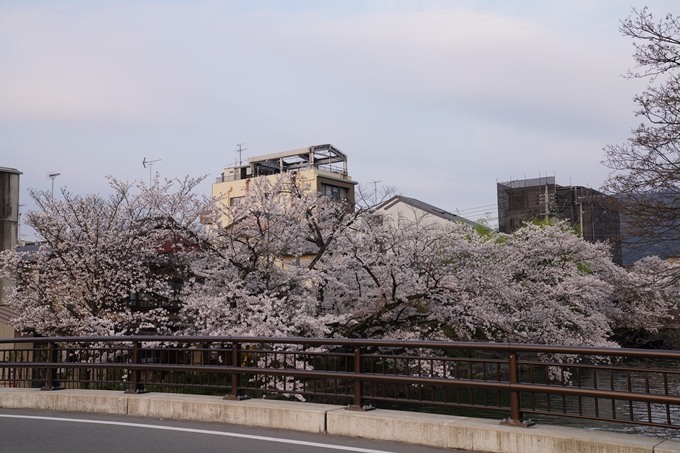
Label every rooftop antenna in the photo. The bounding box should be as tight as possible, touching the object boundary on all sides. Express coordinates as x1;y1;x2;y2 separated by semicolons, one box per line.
142;157;162;186
235;144;247;167
47;172;61;198
368;180;382;205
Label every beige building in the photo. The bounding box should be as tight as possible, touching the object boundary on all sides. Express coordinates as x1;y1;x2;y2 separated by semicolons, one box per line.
213;144;357;213
0;305;26;349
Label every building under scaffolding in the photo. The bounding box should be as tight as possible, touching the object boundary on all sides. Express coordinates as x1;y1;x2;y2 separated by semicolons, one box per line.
497;177;621;265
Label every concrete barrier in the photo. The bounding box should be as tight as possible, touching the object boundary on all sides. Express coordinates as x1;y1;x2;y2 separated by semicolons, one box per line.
2;388;680;452
327;408;455;448
127;393;338;433
0;388;128;415
328;407;678;453
444;416;664;453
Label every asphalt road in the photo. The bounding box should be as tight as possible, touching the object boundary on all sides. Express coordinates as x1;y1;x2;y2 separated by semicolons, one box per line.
0;408;474;453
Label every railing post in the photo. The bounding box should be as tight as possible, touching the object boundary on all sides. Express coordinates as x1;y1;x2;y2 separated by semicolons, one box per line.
346;345;373;411
201;342;210;366
125;341;147;394
224;341;248;400
41;341;61;391
501;350;534;427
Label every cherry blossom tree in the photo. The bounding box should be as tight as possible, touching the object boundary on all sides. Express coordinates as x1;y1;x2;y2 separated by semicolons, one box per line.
0;176;207;337
603;8;680;260
608;256;680;344
181;174;678;347
179;174;361;337
2;172;676;347
322;216;625;346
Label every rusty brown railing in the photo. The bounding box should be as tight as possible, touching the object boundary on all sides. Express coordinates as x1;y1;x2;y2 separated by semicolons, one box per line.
2;336;680;429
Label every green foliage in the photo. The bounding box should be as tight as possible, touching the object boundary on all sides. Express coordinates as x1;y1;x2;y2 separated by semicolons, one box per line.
527;216;579;235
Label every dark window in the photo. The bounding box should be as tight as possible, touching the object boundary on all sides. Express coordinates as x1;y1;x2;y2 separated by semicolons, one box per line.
321;183;348;201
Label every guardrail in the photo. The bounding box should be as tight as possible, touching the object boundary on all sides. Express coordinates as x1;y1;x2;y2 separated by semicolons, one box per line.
2;336;680;429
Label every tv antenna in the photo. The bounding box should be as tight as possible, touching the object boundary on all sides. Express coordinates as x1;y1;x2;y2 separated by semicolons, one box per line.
368;180;382;205
142;157;162;185
235;144;247;167
47;172;61;198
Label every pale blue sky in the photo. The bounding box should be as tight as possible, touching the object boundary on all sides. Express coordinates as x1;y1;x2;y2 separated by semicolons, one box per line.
1;0;677;237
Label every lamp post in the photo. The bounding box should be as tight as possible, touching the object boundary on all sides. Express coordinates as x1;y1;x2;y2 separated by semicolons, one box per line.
48;173;60;198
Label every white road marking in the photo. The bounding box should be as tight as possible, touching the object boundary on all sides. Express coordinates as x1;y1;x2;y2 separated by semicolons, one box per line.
0;414;399;453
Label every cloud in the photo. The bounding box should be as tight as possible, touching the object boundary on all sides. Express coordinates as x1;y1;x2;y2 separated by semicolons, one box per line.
0;0;668;231
256;8;639;132
0;3;638;130
0;5;198;122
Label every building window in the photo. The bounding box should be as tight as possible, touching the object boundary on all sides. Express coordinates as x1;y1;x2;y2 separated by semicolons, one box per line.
230;196;244;207
321;183;348;201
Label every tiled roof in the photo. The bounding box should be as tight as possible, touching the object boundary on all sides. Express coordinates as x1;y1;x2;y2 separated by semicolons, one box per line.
15;242;47;260
17;243;43;254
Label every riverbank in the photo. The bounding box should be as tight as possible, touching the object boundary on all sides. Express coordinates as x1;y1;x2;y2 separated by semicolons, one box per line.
1;388;679;453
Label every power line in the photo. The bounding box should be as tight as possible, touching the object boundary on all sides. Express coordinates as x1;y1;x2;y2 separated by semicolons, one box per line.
458;208;499;217
460;207;498;214
457;203;497;212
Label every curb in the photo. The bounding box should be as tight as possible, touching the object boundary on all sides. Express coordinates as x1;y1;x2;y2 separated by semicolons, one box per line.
1;388;678;453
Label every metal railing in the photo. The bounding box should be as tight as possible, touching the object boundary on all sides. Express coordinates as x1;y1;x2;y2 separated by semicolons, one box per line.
2;336;680;429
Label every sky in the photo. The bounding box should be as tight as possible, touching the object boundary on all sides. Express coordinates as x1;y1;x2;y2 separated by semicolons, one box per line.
1;0;678;239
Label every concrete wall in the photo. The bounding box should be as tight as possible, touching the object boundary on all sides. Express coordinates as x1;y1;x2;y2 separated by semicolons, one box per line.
0;167;21;343
0;322;32;351
0;322;18;343
376;201;452;229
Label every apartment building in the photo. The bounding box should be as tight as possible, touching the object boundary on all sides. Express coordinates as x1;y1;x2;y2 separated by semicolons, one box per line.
213;144;358;209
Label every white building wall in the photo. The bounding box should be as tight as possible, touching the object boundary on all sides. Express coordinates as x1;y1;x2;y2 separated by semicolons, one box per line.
376;201;455;229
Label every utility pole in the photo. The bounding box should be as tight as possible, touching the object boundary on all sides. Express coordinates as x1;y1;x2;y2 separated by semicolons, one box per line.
573;187;584;239
579;188;584;239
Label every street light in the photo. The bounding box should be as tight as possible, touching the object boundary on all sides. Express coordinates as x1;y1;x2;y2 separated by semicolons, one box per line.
48;173;61;198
